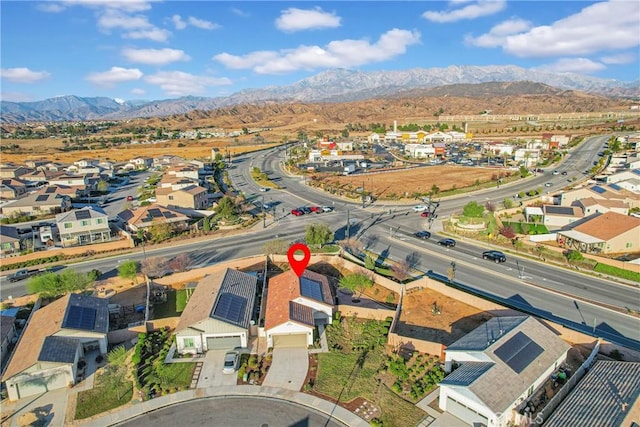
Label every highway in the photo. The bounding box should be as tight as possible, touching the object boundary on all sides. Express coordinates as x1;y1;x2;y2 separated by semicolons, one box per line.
2;135;639;350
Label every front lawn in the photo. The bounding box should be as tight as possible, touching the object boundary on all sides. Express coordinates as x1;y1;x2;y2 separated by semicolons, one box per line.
502;221;549;235
75;371;133;419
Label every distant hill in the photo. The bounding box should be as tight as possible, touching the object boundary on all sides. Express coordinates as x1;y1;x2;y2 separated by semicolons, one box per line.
1;65;638;124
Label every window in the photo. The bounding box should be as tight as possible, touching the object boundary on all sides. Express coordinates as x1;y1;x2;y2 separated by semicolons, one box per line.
81;220;90;226
168;195;174;200
96;218;105;224
183;338;194;348
64;222;72;229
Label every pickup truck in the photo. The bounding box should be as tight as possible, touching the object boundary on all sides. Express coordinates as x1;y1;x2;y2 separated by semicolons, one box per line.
7;268;41;282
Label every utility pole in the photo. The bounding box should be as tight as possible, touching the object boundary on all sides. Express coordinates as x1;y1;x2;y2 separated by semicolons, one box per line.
262;194;266;228
346;208;350;239
362;179;365;208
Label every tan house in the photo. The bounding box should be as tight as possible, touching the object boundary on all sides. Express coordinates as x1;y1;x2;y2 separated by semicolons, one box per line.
0;225;23;257
557;211;640;254
166;164;200;180
158;175;199;191
0;166;32;179
174;268;258;355
264;269;334;348
0;178;28;199
1;313;17;368
55;206;112;247
559;184;634;208
573;197;629;216
118;204;191;232
0;193;71;217
20;169;65;184
2;294;109;401
35;184;83;200
156;185;208;209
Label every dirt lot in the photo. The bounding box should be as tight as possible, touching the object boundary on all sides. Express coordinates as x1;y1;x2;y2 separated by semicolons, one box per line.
0;138;277;164
314;165;507;199
396;288;493;345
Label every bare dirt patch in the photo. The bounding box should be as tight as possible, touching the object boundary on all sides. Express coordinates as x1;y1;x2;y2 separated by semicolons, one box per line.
396;287;493;345
314;165;506;199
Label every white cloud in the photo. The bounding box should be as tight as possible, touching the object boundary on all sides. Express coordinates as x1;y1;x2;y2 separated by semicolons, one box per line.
36;3;66;13
214;28;420;74
0;92;35;102
144;71;232;96
275;7;341;32
86;66;143;86
600;52;636;65
465;18;532;48
124;28;171;42
0;67;50;83
59;0;153;13
230;8;249;17
97;10;152;31
131;88;146;96
188;16;218;30
423;0;505;23
171;14;187;30
475;0;640;58
534;58;606;74
122;48;190;65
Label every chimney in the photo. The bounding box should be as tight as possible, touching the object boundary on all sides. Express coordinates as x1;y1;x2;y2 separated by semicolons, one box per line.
394;120;397;134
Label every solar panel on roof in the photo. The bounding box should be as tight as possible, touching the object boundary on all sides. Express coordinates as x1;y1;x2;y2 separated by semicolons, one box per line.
65;305;96;330
213;293;247;325
494;331;543;373
545;206;575;216
608;183;622;191
45;187;56;193
300;277;323;301
591;186;606;194
35;194;48;202
75;209;92;220
148;208;163;218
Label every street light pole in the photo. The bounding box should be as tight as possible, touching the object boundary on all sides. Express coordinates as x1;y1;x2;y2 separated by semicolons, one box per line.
362;179;365;208
346;208;350;239
262;194;266;228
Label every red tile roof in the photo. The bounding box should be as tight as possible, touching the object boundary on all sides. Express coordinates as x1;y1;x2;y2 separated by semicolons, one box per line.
573;211;640;241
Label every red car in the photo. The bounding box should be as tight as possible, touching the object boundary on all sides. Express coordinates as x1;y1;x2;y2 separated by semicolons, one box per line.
291;209;304;216
310;206;323;213
126;195;134;201
420;211;430;217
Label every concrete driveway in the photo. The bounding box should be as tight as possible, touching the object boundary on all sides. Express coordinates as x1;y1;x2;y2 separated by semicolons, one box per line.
196;350;238;388
3;387;69;427
263;347;309;391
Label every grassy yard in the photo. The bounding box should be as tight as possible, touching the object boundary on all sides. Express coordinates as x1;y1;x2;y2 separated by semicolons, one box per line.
502;221;549;235
315;352;426;427
161;362;196;389
75;373;133;420
152;289;187;318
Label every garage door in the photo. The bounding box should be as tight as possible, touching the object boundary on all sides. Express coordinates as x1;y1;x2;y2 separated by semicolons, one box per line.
16;372;68;399
446;396;488;426
273;334;307;348
206;336;241;351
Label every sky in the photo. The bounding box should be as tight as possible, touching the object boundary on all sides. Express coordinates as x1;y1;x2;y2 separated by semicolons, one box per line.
1;0;639;103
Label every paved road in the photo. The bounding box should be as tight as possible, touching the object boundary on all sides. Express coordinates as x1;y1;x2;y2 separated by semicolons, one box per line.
116;396;347;427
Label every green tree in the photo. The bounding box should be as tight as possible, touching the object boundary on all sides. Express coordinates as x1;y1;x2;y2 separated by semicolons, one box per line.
97;180;109;192
565;249;584;265
503;198;514;209
118;260;139;284
341;129;349;138
216;196;239;219
304;223;334;248
339;272;374;301
462;201;484;218
364;255;376;270
147;221;173;242
26;269;93;298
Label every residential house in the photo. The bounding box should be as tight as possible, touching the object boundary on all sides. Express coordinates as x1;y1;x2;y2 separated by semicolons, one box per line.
158;175;200;191
35;184;83;200
367;133;381;145
128;157;153;170
540;205;583;228
2;294;109;401
573;197;629;216
405;144;435;159
625;156;640;170
166;164;200;181
174;268;258;355
118;204;190;233
47;174;90;194
155;185;208;209
559;184;633;208
24;160;49;169
612;178;640;194
438;316;570;427
0;166;32;179
1;311;17;368
73;159;97;168
336;141;353;151
55;206;111;247
0;192;71;217
556;211;640;254
264;269;334;348
544;361;640;427
20;169;65;184
0;178;28;199
42;162;68;172
550;135;571;147
153;155;184;168
0;225;23;257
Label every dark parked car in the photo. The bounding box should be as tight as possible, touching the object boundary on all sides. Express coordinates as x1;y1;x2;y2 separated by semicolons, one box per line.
437;238;456;247
482;250;507;263
414;231;431;239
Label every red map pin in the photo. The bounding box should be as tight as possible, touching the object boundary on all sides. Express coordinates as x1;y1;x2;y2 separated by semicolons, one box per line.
287;243;311;277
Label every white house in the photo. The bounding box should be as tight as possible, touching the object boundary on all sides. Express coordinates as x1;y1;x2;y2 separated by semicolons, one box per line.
439;316;569;427
174;269;257;355
264;269;334;348
573;197;629;216
2;294;109;401
514;149;541;167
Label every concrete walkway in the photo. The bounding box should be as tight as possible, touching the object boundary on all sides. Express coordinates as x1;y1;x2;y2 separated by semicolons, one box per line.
73;385;370;427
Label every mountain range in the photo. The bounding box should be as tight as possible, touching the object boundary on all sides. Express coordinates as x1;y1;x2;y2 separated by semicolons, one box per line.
1;65;638;124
